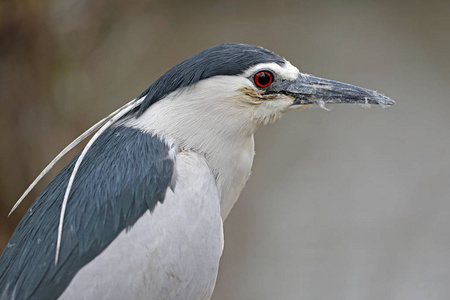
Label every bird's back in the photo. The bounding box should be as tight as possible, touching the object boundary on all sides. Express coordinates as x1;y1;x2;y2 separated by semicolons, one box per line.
0;125;223;299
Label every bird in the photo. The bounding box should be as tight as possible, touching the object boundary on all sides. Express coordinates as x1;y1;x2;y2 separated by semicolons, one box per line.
0;43;394;299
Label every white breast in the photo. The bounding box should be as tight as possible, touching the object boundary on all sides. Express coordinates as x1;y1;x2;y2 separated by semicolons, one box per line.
59;152;223;300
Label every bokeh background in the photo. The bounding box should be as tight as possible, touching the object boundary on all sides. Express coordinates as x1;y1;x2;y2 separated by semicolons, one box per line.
1;0;449;299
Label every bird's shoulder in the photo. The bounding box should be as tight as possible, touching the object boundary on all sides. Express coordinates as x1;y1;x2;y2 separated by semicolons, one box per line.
0;125;175;299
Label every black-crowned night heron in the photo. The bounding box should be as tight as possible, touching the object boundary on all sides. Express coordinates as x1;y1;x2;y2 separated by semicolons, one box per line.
0;43;394;299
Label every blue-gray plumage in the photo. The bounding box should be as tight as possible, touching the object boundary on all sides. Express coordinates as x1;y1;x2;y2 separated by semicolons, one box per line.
0;43;394;300
0;126;174;299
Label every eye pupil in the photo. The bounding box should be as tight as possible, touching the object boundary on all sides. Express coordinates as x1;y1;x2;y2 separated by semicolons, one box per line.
254;71;274;88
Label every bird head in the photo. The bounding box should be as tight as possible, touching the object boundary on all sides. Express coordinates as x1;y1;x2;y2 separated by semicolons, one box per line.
133;43;394;137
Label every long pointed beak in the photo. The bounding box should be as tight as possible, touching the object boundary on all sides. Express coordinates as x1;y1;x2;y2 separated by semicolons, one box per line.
277;74;395;107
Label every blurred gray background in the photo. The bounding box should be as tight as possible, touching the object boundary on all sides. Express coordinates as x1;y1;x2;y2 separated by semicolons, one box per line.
1;0;449;299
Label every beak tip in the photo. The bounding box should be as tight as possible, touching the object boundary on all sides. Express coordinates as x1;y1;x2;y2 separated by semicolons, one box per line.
375;95;395;107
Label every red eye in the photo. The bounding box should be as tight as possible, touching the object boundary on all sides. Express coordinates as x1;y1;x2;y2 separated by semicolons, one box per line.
254;71;274;88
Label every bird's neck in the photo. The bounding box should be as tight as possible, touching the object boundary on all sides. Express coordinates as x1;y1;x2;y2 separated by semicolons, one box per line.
123;93;259;220
206;134;255;219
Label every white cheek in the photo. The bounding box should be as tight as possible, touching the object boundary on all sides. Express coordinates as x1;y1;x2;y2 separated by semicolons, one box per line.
251;95;294;125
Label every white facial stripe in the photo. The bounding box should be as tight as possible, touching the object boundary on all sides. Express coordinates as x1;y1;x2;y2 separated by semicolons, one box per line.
241;61;299;81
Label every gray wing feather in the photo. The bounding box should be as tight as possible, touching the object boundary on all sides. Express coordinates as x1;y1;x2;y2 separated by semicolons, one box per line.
0;125;174;300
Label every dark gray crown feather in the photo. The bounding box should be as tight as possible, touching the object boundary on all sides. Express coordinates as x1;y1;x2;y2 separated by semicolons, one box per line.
137;43;285;114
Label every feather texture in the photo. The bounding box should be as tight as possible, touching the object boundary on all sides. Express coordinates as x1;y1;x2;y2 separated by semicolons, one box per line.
0;126;174;299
